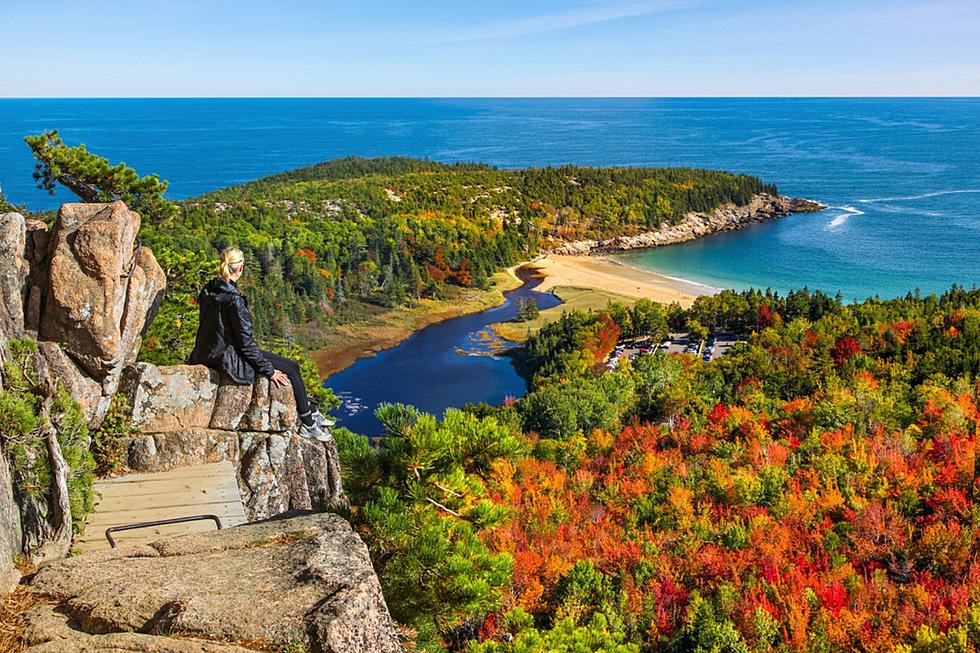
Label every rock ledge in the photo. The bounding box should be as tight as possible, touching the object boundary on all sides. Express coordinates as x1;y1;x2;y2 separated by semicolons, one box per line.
24;513;402;653
120;363;346;520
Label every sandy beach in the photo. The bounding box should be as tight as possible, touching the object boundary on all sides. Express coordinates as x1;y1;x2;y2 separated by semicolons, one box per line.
514;254;717;308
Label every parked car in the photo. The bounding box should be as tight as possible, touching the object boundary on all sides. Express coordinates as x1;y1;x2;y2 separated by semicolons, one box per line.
703;353;712;362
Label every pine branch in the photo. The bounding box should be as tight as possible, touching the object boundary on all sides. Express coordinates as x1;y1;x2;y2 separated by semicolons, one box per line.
425;497;462;518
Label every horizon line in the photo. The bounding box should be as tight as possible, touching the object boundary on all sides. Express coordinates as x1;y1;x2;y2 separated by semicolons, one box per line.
2;95;979;100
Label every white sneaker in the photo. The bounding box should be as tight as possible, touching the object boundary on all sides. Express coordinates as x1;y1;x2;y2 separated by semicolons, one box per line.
298;422;332;443
311;410;336;429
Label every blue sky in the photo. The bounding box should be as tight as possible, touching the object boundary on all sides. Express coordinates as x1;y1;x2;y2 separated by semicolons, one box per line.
3;0;977;96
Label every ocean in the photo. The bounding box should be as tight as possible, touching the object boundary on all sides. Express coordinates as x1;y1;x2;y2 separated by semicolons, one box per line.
2;98;977;300
3;98;978;432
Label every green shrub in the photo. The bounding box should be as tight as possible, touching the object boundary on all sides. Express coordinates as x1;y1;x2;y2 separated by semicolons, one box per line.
467;611;639;653
0;338;96;536
91;393;136;476
49;388;96;534
0;389;47;501
672;592;749;653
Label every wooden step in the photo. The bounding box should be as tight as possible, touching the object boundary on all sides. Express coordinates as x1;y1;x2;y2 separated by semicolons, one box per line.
76;461;247;553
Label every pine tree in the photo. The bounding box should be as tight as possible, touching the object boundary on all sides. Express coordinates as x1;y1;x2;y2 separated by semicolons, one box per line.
525;297;540;320
24;130;177;225
516;298;539;322
343;404;523;649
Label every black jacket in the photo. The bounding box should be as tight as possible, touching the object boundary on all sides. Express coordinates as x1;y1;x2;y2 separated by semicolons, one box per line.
188;278;274;385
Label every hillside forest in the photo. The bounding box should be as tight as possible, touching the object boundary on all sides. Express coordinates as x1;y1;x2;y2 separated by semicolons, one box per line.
6;132;979;652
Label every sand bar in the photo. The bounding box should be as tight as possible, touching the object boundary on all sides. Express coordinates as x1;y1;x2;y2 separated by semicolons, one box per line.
520;254;717;308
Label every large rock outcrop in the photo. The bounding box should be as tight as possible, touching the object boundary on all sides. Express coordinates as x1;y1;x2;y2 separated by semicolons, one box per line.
1;202;366;647
39;202;165;381
0;203;167;430
0;202;166;587
23;513;402;653
0;212;30;343
549;194;827;256
120;362;346;520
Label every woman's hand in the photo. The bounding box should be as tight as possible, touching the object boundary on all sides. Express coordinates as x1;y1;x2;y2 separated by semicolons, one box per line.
270;369;290;387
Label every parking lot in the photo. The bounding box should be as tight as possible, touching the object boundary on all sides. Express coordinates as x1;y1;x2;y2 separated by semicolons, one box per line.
606;332;742;369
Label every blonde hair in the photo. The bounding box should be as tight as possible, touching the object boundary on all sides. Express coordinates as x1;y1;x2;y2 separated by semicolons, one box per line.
218;247;245;281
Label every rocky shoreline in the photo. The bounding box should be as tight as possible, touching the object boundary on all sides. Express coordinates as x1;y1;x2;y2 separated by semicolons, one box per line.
549;193;826;256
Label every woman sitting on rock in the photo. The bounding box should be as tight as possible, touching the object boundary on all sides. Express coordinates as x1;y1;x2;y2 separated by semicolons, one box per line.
189;247;332;441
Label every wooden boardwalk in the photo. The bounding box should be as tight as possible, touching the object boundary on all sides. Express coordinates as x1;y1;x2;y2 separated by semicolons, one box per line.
76;461;248;553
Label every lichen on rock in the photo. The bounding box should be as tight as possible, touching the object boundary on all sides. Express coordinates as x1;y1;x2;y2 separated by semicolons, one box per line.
24;513;402;653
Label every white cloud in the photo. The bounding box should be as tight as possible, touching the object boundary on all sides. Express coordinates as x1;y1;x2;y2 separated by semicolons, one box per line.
417;0;697;44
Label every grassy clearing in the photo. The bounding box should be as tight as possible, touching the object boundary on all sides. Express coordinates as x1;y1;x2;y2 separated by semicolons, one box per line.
493;286;638;343
309;271;523;378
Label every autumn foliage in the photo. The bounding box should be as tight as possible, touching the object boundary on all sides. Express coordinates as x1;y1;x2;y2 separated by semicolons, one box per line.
483;397;977;651
339;285;980;652
469;286;980;652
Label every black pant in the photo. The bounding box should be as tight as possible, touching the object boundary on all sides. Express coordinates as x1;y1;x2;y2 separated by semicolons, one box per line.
260;349;311;419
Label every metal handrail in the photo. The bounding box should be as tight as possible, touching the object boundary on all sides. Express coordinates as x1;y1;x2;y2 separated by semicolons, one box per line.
104;514;223;548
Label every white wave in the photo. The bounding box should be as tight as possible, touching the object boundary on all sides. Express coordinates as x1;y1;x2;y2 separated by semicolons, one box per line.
826;206;865;229
607;259;722;293
873;204;946;218
857;189;980;203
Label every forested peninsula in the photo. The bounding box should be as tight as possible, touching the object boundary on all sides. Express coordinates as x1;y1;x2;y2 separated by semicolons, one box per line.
135;154;812;371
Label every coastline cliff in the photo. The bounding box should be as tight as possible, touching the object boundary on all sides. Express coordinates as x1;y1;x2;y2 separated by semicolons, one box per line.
549;193;826;256
0;202;400;653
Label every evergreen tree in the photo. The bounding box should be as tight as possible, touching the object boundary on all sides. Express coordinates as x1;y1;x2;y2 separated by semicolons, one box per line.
24;130;177;224
525;297;540;320
339;404;524;650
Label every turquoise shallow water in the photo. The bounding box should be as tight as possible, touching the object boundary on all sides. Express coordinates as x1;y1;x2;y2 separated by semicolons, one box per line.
607;99;980;301
2;98;976;300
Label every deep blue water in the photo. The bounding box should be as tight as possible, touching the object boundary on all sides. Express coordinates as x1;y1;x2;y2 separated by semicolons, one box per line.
326;270;559;434
1;98;977;431
4;99;977;301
